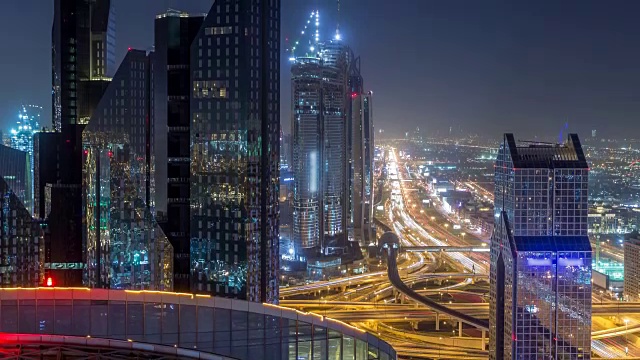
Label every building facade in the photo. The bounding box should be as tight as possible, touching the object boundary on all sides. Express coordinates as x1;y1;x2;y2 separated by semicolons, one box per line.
351;92;374;244
153;9;206;293
0;175;42;287
0;145;31;216
45;0;116;287
291;39;350;252
292;57;323;249
82;49;173;290
489;134;592;359
8;105;42;215
190;0;280;303
0;145;42;287
52;0;115;131
624;237;640;301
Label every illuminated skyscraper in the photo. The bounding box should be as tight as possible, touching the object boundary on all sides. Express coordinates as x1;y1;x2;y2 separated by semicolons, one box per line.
82;49;173;290
189;0;280;303
8;105;41;214
292;56;323;249
291;33;350;252
489;133;592;359
0;145;42;287
0;145;32;219
351;92;374;244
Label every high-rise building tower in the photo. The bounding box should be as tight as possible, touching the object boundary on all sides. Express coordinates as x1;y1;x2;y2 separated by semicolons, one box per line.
291;35;349;252
345;50;363;239
82;49;173;290
153;9;206;293
489;134;592;359
292;56;323;250
44;0;115;287
351;92;374;244
7;105;41;215
624;236;640;301
52;0;115;131
189;0;280;303
0;145;32;221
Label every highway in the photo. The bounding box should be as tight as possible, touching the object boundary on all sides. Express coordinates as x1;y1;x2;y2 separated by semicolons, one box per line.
382;232;489;330
278;146;639;358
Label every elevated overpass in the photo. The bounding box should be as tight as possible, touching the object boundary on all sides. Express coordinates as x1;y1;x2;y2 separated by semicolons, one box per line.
381;232;489;331
401;246;489;253
280;301;640;320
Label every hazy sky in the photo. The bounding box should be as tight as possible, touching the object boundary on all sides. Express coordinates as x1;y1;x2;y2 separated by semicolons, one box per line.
1;0;640;139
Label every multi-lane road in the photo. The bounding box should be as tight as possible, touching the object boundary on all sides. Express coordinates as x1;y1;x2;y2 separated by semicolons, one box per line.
279;146;640;358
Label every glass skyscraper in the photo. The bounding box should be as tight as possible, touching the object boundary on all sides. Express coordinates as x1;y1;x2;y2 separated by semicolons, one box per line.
82;49;173;290
188;0;280;303
45;0;116;287
291;39;350;252
52;0;115;131
351;92;374;245
0;145;42;287
292;56;323;249
0;145;32;217
8;105;41;215
153;9;206;293
489;133;592;359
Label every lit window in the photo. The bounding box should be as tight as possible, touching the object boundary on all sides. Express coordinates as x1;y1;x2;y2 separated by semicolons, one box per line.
205;26;233;36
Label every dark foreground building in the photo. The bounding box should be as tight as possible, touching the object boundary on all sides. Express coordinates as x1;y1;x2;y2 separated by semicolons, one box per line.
42;0;116;287
0;147;42;287
153;9;206;293
189;0;280;302
0;288;396;360
82;49;173;290
489;134;592;359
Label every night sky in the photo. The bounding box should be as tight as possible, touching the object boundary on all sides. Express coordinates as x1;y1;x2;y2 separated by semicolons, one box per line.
2;0;640;139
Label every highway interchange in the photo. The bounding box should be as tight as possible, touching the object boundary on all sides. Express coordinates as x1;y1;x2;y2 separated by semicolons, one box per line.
280;146;640;359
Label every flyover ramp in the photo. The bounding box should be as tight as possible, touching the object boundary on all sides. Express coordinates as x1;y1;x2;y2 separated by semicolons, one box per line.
383;232;489;330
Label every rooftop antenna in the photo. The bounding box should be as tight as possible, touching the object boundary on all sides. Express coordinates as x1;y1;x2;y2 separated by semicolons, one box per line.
335;0;341;40
558;121;569;143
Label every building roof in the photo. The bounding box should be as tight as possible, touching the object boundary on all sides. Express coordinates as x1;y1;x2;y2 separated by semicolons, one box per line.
504;133;589;169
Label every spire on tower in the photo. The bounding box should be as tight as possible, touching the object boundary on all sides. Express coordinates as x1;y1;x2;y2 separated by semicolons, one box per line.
335;0;341;40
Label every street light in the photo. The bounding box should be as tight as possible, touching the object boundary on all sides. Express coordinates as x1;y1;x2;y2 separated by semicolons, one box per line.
624;318;629;355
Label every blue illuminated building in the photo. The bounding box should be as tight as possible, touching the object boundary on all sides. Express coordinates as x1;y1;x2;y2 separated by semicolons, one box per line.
490;133;592;359
8;105;41;214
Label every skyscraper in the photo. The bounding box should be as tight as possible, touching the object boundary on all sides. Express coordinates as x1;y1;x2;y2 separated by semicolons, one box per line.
8;105;42;215
44;0;116;287
291;36;350;252
82;49;173;290
489;133;592;359
0;145;42;287
624;236;640;301
52;0;115;131
189;0;280;303
0;179;43;288
292;56;323;250
351;92;374;244
0;145;32;220
153;9;206;293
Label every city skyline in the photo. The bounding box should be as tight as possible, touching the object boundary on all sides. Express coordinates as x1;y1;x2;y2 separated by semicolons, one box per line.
2;1;640;359
4;1;640;139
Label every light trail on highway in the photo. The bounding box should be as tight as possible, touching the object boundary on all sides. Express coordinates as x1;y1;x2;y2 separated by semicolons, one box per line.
278;146;639;358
